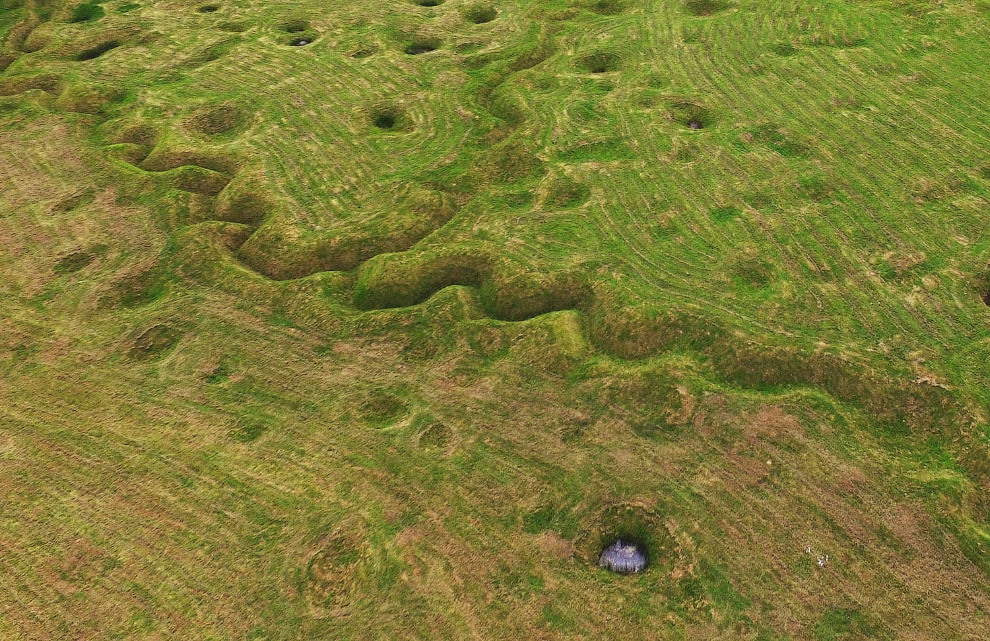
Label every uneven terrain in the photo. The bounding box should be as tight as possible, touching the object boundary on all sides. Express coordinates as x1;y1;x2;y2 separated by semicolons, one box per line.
0;0;988;638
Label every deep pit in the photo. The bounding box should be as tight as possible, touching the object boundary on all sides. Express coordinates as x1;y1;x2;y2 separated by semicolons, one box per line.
669;101;712;130
75;40;121;61
598;539;648;574
373;112;396;130
579;52;621;74
405;40;438;55
196;4;220;13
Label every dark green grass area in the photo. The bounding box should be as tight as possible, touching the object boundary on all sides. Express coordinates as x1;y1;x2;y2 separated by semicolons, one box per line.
0;0;987;638
70;1;104;23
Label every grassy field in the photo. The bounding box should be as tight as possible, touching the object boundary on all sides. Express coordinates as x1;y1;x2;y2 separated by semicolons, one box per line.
1;0;988;638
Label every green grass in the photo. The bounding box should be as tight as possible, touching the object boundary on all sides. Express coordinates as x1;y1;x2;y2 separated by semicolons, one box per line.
0;0;987;638
69;1;104;23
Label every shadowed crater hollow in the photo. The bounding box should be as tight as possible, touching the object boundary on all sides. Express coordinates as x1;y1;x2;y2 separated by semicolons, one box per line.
71;2;105;23
75;40;121;61
578;51;621;74
575;502;673;575
282;19;309;33
464;4;497;24
405;37;439;55
374;112;396;129
350;46;377;59
370;105;405;131
669;100;713;129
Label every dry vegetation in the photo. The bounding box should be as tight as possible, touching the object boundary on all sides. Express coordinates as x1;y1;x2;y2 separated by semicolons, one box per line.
0;0;988;638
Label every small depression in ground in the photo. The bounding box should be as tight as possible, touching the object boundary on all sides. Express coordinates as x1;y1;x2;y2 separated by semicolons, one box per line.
71;2;105;22
373;113;397;129
55;249;97;274
282;20;309;33
669;101;712;130
590;0;626;15
579;52;621;74
290;38;312;47
75;41;121;61
598;539;648;574
685;0;729;16
405;40;438;55
129;324;181;360
465;5;497;24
